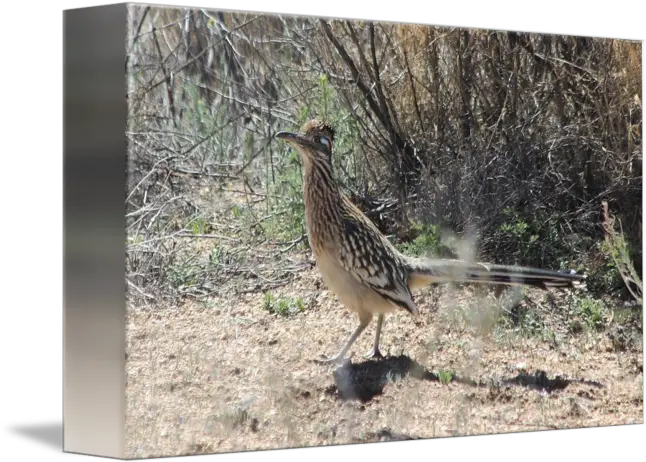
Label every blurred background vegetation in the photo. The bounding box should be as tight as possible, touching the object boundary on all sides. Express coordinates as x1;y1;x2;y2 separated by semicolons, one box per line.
125;6;641;310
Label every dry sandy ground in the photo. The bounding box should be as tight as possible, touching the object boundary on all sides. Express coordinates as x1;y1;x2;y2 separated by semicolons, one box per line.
125;268;643;459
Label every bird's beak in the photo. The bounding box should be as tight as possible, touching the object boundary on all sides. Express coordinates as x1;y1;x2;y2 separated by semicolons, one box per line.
276;131;301;144
276;131;322;153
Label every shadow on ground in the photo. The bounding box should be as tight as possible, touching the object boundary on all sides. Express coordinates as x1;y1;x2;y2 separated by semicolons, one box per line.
11;423;62;450
328;355;605;403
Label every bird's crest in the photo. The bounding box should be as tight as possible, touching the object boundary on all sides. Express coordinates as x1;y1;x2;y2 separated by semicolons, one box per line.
301;119;335;141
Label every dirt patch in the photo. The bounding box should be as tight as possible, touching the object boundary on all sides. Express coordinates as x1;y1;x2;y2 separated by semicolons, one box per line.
125;270;643;458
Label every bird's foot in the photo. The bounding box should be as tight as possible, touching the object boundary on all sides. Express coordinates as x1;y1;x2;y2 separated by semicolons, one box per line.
363;347;385;360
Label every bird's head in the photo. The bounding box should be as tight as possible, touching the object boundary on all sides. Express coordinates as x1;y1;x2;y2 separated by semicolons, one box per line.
276;119;335;166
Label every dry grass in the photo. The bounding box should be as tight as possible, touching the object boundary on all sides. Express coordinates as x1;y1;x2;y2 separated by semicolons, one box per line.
125;267;643;459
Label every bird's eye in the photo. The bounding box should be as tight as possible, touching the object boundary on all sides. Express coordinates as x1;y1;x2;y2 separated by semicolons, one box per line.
319;136;330;149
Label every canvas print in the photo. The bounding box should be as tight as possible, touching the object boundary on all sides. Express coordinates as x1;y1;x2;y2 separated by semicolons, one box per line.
123;4;642;458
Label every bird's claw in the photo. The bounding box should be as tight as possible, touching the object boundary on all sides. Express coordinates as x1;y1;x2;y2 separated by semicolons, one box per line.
363;348;385;360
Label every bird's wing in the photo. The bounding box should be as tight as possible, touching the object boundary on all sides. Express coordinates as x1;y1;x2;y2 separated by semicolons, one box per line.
337;207;418;315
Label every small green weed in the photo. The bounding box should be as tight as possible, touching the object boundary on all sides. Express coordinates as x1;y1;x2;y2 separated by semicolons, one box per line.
438;370;454;385
263;292;305;316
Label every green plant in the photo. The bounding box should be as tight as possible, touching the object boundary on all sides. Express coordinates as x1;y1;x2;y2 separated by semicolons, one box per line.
264;166;306;241
491;208;585;271
498;208;539;261
438;369;454;385
167;262;202;289
571;296;608;331
515;306;544;335
398;222;444;257
262;292;305;316
209;244;237;267
190;215;208;235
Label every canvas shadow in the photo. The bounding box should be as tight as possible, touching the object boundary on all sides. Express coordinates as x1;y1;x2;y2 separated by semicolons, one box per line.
11;422;63;450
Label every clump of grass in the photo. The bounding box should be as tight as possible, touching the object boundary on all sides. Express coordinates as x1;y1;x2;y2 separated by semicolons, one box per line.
263;291;305;316
437;370;454;385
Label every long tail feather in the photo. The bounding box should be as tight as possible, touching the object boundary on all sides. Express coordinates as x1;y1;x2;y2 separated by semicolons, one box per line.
407;258;585;290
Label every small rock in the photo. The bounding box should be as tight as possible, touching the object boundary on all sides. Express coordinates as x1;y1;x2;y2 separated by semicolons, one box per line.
249;418;259;433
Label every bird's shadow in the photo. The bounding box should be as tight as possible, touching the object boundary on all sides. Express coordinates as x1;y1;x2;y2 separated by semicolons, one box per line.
327;355;604;403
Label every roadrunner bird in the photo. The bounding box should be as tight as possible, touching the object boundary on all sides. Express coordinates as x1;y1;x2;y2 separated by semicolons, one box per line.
277;119;585;363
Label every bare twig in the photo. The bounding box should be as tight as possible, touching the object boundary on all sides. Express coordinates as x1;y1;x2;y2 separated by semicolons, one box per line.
176;232;242;242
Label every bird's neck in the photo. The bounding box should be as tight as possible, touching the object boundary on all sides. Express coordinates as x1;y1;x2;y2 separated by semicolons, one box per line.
303;157;343;250
303;156;343;200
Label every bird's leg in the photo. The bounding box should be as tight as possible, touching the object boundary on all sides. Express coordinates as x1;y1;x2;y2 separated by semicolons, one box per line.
316;312;372;364
363;314;385;359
